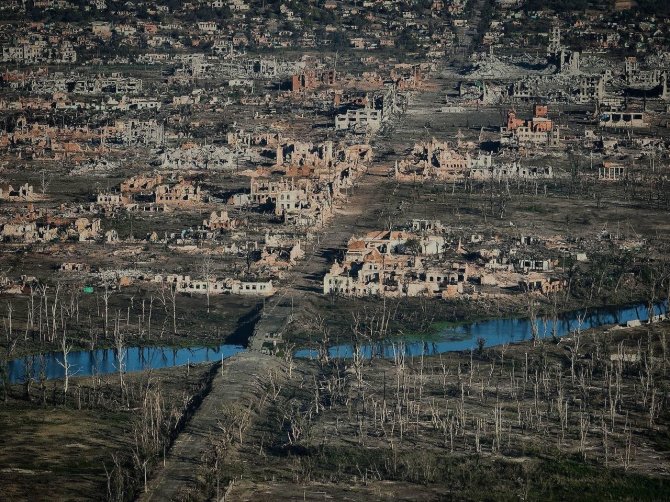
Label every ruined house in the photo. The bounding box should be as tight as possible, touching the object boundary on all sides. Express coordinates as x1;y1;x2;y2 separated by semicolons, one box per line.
501;105;560;147
323;230;464;298
155;274;274;297
579;75;605;104
60;262;90;272
599;162;626;181
469;162;553;180
155;179;202;206
249;176;334;227
108;119;165;146
291;69;336;92
411;219;445;234
160;144;236;171
121;173;164;194
624;56;661;88
203;210;239;230
105;229;119;243
96;192;124;207
519;276;566;294
599;112;646;129
73;217;101;242
1;221;59;243
395;139;485;181
275;140;371;190
254;241;305;273
0;183;35;201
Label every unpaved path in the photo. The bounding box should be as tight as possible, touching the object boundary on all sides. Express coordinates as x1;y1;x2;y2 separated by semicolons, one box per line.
139;352;281;502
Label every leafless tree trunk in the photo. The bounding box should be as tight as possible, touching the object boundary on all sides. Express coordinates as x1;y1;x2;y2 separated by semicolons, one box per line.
114;311;126;400
283;342;295;378
102;283;112;338
1;337;18;403
167;283;178;336
51;282;61;342
147;295;154;340
38;283;48;343
528;297;539;346
200;255;214;314
6;302;12;338
57;331;73;404
571;313;585;383
579;408;589;460
40;169;51;195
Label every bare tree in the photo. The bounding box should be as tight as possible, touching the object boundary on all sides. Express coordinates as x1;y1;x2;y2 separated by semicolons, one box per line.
200;255;215;314
528;297;539;346
6;302;12;338
570;313;585;383
56;331;74;403
1;337;18;402
114;311;126;400
101;282;113;338
40;169;51;195
50;282;61;341
168;282;178;336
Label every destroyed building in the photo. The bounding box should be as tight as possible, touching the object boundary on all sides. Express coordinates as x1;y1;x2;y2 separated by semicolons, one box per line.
203;210;239;230
0;183;36;201
323;230;467;299
160;144;236;171
501;105;560;147
396;139;494;182
108;120;165;146
155;179;202;206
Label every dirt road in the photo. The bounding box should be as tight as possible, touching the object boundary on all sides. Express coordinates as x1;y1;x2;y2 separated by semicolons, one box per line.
139;352;281;502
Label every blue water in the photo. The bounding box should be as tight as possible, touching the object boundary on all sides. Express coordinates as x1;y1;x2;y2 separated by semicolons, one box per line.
7;344;245;384
6;301;667;384
294;301;668;360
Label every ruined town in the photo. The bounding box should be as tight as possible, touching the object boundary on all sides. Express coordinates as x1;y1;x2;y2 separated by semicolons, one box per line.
2;0;670;500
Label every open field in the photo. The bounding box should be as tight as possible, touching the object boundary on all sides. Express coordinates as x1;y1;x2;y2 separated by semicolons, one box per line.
179;322;670;501
1;362;217;500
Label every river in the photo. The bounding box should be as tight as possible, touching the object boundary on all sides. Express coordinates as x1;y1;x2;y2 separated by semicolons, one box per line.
7;343;245;384
5;301;667;384
294;301;668;360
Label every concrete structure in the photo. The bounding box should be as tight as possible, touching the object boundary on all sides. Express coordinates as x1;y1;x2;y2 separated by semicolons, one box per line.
335;108;382;133
599;112;646;128
155;180;202;206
